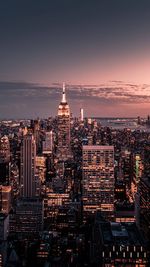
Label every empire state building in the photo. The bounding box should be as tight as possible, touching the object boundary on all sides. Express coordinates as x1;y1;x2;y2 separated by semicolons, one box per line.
57;83;71;161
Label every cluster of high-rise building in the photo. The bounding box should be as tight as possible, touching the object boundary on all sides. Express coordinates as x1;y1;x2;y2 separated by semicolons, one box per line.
0;84;149;266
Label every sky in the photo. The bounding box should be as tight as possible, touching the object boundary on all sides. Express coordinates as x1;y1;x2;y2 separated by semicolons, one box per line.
0;0;150;118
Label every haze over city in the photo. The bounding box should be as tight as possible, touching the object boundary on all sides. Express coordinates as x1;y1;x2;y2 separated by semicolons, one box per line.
1;0;150;117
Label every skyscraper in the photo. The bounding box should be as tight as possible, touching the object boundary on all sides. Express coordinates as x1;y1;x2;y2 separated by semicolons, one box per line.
137;145;150;244
20;133;36;197
43;131;53;154
0;136;10;185
82;145;114;220
12;197;43;240
13;134;43;242
138;178;150;242
57;83;71;161
80;108;84;122
0;136;10;163
0;185;12;214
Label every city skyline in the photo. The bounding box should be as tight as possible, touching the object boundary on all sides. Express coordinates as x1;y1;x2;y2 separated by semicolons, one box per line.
0;1;150;265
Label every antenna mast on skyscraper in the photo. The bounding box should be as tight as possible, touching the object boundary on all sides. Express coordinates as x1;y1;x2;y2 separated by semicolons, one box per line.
62;82;66;103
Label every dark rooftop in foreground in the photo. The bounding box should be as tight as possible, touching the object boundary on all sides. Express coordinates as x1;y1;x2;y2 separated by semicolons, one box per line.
100;221;145;246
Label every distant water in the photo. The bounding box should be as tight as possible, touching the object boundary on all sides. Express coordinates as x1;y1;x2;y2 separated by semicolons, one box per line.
94;117;150;132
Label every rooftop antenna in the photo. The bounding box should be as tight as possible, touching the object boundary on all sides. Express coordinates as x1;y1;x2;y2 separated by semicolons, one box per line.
62;82;66;103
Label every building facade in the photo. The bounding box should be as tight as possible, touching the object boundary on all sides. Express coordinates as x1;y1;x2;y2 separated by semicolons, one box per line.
0;136;10;185
20;133;36;197
0;185;12;214
82;145;114;220
137;145;150;244
43;131;53;154
57;83;71;161
10;197;43;240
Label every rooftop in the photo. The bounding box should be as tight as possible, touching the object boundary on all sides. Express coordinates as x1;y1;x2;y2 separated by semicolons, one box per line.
83;145;114;150
99;221;145;246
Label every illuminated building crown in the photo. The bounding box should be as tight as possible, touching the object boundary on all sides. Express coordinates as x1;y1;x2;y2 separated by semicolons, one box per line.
58;83;70;116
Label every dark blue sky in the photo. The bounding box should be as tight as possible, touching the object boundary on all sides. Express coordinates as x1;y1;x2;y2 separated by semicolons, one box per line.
0;0;150;118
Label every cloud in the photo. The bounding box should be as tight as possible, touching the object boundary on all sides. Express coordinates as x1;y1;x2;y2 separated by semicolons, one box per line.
1;80;150;103
65;81;150;104
0;80;150;118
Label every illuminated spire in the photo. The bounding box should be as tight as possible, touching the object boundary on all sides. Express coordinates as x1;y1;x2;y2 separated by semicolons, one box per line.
62;82;66;103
